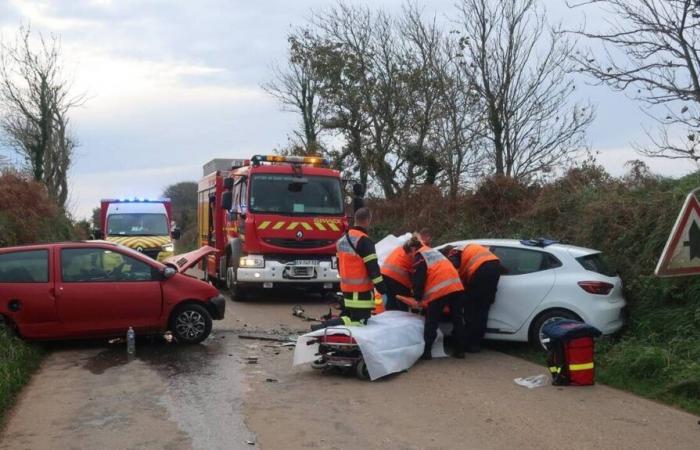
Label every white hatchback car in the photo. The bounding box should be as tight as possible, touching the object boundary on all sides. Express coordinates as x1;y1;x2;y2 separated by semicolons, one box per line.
441;239;626;348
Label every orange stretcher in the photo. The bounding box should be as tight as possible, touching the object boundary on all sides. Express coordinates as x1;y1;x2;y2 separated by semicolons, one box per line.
396;295;423;311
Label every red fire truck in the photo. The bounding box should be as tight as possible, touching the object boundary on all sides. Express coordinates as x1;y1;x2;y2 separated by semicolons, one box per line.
198;155;357;300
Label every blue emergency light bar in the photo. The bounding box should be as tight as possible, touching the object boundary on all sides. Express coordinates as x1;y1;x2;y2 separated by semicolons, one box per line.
101;198;170;203
250;154;330;167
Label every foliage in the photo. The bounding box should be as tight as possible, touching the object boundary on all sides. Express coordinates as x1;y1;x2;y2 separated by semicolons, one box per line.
163;181;198;252
370;163;700;414
0;26;83;208
0;170;74;246
267;0;595;196
0;328;43;419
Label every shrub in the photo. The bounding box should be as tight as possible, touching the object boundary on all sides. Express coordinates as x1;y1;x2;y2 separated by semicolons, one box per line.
0;170;75;246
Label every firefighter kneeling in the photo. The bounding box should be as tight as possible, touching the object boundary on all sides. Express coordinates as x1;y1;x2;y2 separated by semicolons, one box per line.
314;207;386;329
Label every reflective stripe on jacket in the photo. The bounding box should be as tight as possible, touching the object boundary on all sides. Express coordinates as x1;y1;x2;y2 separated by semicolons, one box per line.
337;229;374;293
459;244;500;283
343;291;375;310
380;246;413;288
419;246;464;304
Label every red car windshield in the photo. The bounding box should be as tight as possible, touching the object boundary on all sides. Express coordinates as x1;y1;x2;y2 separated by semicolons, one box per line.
248;174;343;216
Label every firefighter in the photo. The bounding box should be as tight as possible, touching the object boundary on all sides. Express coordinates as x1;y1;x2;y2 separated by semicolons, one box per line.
315;207;386;329
405;237;466;360
381;242;414;312
382;228;434;311
452;243;501;353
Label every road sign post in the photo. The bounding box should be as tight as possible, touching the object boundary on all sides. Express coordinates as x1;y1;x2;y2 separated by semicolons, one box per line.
655;189;700;277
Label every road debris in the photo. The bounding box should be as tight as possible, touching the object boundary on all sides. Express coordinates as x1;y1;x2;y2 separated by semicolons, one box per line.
265;378;278;383
291;305;320;322
239;334;296;343
514;374;550;389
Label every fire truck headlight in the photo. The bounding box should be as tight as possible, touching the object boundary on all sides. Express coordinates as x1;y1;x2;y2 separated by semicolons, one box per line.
240;256;265;268
161;243;174;253
331;256;338;269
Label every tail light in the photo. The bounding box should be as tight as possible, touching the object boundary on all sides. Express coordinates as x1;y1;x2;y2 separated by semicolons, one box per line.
578;281;614;295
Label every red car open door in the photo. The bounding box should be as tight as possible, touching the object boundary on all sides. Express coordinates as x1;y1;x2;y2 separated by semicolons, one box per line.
54;245;163;336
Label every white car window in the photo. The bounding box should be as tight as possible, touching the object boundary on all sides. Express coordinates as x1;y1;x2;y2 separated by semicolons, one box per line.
490;246;561;275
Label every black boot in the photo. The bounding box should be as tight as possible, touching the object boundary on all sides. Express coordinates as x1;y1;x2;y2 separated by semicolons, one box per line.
466;342;481;353
452;349;465;359
421;348;432;360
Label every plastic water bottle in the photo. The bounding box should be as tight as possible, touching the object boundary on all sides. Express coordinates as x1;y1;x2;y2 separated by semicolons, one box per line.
127;327;135;354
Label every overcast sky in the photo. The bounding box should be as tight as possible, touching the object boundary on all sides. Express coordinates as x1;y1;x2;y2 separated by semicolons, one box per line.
0;0;696;219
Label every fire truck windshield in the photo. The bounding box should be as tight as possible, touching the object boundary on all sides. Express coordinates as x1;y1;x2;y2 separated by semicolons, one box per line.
249;174;344;215
107;213;170;236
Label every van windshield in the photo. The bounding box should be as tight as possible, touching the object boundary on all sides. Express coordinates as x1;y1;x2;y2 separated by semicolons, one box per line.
107;213;169;236
249;174;344;215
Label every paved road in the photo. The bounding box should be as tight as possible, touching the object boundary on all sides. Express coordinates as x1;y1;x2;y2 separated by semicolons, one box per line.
1;291;698;450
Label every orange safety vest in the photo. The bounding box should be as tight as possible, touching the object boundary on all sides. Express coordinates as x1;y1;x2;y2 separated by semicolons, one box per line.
418;246;464;304
459;244;500;283
337;229;374;293
380;246;413;288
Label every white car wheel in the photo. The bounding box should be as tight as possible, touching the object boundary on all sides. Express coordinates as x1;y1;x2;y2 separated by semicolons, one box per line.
529;309;580;350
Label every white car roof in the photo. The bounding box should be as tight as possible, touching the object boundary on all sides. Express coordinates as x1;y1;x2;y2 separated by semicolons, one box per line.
443;239;600;257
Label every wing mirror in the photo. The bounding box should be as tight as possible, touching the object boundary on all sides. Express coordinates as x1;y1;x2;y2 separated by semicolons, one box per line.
171;228;181;240
163;267;177;279
221;191;233;210
93;229;104;240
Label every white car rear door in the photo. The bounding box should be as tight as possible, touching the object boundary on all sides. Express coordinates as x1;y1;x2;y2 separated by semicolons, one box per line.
485;246;558;333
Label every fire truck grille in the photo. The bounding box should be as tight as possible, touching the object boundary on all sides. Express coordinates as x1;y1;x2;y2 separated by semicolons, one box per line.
264;238;335;249
289;266;315;278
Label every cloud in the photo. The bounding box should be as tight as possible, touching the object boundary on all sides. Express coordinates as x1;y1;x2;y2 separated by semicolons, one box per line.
68;163;201;219
593;147;696;178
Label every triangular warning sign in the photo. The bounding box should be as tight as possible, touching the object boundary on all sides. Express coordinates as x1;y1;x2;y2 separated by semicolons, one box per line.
655;193;700;277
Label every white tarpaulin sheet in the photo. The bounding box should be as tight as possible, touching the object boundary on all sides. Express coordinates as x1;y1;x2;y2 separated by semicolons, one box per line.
293;311;447;381
375;232;412;266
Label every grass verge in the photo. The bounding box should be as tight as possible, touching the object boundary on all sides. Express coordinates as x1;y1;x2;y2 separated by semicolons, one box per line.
0;328;43;422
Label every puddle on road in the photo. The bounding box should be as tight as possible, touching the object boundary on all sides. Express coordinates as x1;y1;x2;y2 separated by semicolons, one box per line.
82;335;226;377
48;332;257;450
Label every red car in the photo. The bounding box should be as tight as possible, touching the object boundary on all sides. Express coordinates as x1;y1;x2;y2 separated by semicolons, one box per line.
0;242;225;344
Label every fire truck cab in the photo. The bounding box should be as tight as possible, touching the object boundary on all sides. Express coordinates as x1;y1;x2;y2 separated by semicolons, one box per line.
198;155;353;300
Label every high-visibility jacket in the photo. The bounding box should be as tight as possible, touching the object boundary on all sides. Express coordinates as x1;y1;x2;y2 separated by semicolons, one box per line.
380;246;413;288
418;246;464;304
459;244;500;284
337;229;374;300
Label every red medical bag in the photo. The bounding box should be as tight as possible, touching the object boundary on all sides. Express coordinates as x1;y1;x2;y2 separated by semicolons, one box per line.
543;320;601;386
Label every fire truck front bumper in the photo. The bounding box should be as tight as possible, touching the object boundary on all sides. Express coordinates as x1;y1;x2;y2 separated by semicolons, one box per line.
236;259;340;288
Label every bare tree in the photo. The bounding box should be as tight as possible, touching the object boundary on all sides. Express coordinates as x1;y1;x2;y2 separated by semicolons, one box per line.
433;36;487;201
262;31;325;155
0;26;83;208
570;0;700;162
457;0;594;179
